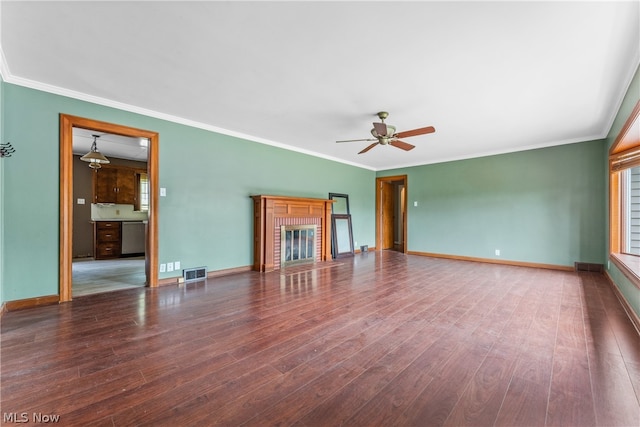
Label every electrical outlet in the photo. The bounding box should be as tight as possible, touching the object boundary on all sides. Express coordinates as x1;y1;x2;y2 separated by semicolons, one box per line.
77;198;85;205
495;249;500;256
174;261;181;270
159;263;166;273
167;262;174;272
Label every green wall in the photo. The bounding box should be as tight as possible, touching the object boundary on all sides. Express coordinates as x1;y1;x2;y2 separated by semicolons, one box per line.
1;83;375;302
378;139;606;267
2;67;638;322
605;65;640;317
0;76;4;305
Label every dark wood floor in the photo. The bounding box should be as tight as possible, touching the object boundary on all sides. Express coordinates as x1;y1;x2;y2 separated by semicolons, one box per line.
1;252;639;426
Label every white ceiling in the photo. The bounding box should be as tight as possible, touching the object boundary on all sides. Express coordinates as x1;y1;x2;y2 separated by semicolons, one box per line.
1;1;639;170
72;128;148;162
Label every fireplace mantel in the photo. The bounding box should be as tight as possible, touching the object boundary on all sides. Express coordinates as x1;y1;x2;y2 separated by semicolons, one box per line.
252;195;334;272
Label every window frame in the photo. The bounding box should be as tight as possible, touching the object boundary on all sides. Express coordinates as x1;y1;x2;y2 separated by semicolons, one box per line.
609;100;640;289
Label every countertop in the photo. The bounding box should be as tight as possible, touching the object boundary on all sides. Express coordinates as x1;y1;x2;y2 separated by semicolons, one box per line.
91;220;148;223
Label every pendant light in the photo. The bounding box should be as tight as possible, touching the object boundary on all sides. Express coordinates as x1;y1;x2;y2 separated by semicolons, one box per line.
80;134;110;169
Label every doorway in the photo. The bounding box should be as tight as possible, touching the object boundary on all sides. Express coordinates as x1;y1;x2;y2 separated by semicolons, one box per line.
376;175;408;253
60;114;159;302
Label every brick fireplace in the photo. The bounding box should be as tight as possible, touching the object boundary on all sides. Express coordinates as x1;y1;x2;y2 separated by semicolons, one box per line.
252;195;334;272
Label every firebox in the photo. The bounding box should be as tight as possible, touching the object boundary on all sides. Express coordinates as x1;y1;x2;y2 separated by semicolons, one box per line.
280;224;317;267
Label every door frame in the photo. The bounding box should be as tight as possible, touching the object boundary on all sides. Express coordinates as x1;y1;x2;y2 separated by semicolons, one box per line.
375;175;408;253
59;114;159;302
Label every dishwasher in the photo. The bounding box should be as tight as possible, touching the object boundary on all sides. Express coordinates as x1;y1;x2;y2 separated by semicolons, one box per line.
121;221;146;255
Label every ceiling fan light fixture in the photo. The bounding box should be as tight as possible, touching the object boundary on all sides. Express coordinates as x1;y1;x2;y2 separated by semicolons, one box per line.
80;134;110;167
371;125;395;139
337;111;434;154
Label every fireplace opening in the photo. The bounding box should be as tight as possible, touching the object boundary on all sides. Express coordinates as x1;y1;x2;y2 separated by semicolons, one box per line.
281;224;317;267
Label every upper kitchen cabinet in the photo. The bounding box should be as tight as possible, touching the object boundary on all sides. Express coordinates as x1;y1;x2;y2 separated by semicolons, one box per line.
94;166;138;205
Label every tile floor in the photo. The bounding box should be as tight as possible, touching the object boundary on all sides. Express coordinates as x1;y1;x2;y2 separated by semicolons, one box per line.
72;256;146;297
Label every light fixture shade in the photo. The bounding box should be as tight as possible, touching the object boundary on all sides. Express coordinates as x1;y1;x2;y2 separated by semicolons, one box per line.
80;150;110;163
81;135;110;166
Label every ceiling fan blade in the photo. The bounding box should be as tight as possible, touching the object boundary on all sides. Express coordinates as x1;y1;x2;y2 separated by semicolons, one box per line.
394;126;435;139
389;139;415;151
336;138;377;143
373;122;388;136
358;142;379;154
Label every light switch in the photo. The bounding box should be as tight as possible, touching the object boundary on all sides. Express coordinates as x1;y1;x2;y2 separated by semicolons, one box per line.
77;198;85;205
414;201;418;207
160;188;167;197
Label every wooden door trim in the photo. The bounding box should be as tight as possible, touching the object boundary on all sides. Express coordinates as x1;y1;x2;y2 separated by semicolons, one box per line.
375;175;408;253
59;114;159;302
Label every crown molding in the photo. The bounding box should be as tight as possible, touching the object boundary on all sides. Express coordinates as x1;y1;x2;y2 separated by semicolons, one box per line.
0;46;9;82
377;134;607;172
603;56;640;141
0;45;375;172
0;60;616;173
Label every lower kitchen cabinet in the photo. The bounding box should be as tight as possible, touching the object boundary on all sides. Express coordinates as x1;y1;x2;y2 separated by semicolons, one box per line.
95;221;121;259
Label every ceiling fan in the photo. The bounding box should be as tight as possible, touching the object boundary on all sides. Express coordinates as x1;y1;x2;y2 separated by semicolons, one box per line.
336;111;435;154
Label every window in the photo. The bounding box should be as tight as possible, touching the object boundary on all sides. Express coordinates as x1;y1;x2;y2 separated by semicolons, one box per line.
620;166;640;255
609;100;640;287
137;172;149;212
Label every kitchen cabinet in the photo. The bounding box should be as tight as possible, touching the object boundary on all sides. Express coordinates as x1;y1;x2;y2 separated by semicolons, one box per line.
94;166;137;204
95;221;121;259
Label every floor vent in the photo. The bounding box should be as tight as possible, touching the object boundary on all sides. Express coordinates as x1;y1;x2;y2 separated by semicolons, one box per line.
183;267;207;282
574;262;603;273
